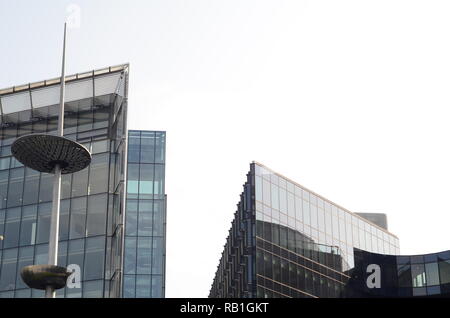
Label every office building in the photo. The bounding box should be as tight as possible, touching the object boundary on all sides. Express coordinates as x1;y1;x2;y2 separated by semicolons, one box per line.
0;65;166;298
209;162;450;298
123;130;166;298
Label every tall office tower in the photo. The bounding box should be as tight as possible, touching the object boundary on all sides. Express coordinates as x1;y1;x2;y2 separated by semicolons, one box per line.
209;162;450;298
123;130;166;298
0;65;166;298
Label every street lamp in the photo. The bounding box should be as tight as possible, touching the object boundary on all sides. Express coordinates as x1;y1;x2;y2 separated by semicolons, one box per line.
12;23;92;298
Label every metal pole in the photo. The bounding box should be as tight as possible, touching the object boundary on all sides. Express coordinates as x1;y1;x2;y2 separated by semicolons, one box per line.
45;23;67;298
57;23;67;137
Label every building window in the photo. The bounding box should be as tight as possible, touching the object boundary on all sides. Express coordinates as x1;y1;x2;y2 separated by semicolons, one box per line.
69;197;87;239
19;205;37;246
83;236;105;281
439;260;450;284
425;262;440;286
86;194;107;237
4;207;21;248
411;264;426;287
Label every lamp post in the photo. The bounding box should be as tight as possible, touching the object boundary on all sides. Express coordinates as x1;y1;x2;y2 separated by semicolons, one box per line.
12;23;92;298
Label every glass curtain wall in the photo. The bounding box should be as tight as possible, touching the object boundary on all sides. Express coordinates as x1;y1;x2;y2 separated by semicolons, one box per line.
0;66;128;298
123;130;166;298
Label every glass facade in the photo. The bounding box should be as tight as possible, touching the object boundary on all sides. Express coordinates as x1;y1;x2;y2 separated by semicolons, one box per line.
346;249;450;297
0;65;166;298
123;130;166;298
209;162;411;298
253;162;400;271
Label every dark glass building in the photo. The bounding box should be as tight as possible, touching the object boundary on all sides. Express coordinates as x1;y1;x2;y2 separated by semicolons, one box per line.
0;65;166;298
209;162;449;298
346;249;450;297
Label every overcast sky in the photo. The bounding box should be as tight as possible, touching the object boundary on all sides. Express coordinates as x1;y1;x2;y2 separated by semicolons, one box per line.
1;0;450;298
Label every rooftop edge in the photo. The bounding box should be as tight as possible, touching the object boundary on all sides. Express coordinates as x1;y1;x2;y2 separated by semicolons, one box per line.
0;63;129;97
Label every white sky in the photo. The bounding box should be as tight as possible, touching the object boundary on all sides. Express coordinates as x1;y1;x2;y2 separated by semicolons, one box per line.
1;0;450;298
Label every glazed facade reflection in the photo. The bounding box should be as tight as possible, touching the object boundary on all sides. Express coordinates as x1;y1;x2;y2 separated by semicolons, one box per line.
346;249;450;297
209;162;405;298
0;65;130;298
256;221;349;297
123;130;166;298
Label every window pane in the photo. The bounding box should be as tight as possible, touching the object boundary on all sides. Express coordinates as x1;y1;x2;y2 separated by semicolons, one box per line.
262;179;271;206
84;236;105;280
310;205;318;229
425;262;440;286
365;231;372;251
124;237;136;274
295;196;302;221
77;111;93;132
16;246;34;289
123;275;136;298
125;200;138;236
139;164;154;199
154;132;165;164
128;135;140;163
152;237;164;275
127;164;139;199
271;183;279;211
153;164;164;199
67;239;85;275
83;280;103;298
70;197;87;239
66;286;82;298
61;174;72;199
8;168;24;207
58;241;68;268
279;188;287;214
59;200;70;241
398;264;412;287
71;168;88;197
153;200;165;237
93;108;109;129
0;170;8;209
86;194;107;237
345;221;353;246
23;168;39;205
0;157;10;170
439;260;450;284
88;153;109;195
38;172;53;203
36;203;51;244
136;275;151;298
20;205;37;246
140;131;155;163
151;275;163;298
255;176;262;202
91;140;108;154
138;200;153;236
303;200;310;226
0;248;18;291
15;289;31;298
287;192;295;219
411;264;426;287
34;243;48;265
10;158;23;168
4;207;21;248
137;237;152;275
